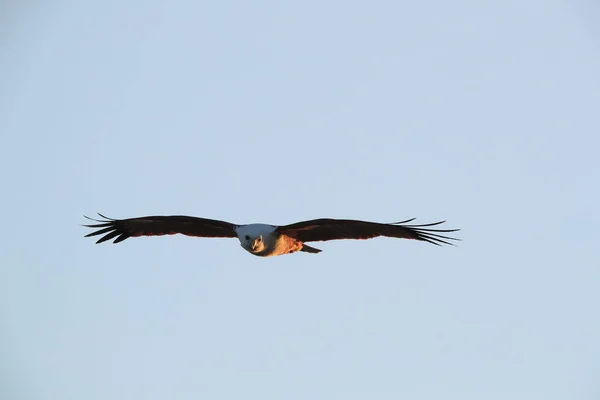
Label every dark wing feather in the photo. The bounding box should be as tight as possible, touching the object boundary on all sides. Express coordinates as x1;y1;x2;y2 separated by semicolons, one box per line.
83;213;238;244
276;218;460;246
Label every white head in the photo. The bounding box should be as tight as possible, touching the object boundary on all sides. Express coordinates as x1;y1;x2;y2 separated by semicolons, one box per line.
235;224;276;254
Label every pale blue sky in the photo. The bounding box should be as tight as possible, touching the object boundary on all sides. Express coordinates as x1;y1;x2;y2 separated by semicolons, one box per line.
1;1;599;399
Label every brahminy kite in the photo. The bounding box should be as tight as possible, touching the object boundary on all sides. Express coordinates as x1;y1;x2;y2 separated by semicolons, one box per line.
83;214;460;257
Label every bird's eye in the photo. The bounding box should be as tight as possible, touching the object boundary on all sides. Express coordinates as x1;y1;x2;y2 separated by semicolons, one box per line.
245;235;250;240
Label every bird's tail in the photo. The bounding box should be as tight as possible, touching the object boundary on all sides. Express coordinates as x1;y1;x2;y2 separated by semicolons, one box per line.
301;244;322;254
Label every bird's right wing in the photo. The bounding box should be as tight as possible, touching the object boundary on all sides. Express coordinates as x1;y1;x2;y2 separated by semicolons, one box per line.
83;214;238;244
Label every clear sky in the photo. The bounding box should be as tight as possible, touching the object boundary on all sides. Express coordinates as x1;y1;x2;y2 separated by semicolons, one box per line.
1;1;599;399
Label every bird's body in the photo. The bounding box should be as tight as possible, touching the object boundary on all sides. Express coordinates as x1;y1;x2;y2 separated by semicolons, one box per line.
235;223;301;257
236;226;297;256
82;214;460;257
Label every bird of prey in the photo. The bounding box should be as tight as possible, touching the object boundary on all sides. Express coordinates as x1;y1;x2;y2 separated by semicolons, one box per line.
83;214;460;257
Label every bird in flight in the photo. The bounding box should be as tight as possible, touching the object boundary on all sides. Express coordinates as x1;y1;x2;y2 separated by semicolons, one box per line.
83;214;460;257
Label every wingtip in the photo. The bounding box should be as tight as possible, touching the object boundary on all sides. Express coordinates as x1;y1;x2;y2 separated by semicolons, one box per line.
390;217;417;225
97;213;116;220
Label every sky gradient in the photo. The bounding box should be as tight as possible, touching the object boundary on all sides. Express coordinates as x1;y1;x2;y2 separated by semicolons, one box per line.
2;1;599;399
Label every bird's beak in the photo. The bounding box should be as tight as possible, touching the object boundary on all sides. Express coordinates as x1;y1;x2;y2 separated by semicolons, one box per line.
251;236;262;251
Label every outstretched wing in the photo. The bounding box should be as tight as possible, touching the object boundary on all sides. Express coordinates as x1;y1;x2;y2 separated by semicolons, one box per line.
83;213;238;244
276;218;460;246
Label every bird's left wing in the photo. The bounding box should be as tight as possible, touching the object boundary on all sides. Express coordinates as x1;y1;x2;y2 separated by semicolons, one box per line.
276;218;460;246
83;214;238;244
